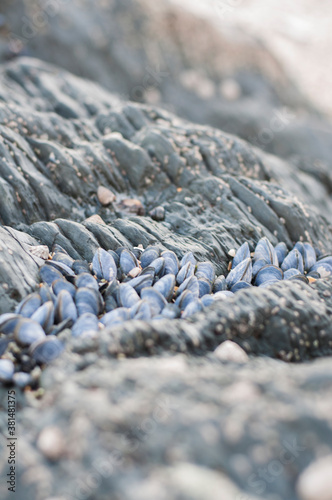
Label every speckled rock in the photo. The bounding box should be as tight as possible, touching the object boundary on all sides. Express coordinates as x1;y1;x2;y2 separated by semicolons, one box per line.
1;0;332;218
0;56;331;500
0;59;330;361
1;353;332;500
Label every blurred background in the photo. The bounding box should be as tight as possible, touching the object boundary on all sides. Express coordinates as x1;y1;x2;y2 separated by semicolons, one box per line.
171;0;332;117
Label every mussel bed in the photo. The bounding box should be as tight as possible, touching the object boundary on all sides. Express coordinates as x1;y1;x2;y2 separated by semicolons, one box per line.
0;237;331;389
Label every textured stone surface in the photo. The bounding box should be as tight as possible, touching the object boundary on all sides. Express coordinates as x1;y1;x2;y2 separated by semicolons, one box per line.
0;58;331;354
1;0;332;209
1;353;332;500
0;50;331;500
0;226;43;312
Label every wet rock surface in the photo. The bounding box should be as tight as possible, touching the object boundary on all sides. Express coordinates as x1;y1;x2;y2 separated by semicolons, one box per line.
0;54;331;500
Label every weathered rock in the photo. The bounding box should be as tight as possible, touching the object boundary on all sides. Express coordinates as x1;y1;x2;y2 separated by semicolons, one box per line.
0;225;42;312
0;54;331;500
1;0;332;215
1;353;332;500
0;59;330;361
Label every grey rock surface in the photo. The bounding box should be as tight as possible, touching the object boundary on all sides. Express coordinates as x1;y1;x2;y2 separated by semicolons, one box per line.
0;56;331;500
0;226;43;312
1;352;332;500
0;57;330;355
1;0;332;202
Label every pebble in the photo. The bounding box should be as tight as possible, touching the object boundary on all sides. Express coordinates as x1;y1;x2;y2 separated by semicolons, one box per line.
214;340;249;363
296;455;332;500
0;359;15;382
97;186;116;205
128;267;141;278
165;462;258;500
149;206;165;221
84;214;106;225
37;426;66;461
118;198;145;215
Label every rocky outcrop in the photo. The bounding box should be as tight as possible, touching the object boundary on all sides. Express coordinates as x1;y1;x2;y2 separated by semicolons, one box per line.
0;57;331;500
0;58;331;352
1;0;332;202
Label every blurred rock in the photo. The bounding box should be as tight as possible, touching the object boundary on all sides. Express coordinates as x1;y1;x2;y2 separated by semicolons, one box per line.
1;355;332;500
37;426;66;462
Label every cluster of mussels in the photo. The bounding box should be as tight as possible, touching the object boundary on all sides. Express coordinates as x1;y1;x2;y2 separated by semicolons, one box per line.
0;236;331;388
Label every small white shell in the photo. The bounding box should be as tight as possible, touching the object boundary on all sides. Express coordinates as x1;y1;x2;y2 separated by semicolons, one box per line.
29;245;49;260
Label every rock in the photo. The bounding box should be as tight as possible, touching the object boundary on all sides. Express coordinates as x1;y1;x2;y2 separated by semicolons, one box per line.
103;133;154;190
37;426;66;462
2;0;332;220
97;186;116;206
52;219;99;262
296;456;332;500
0;52;331;500
214;340;249;363
133;462;262;500
1;354;332;500
0;59;329;362
0;57;329;241
0;226;43;313
149;206;165;221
